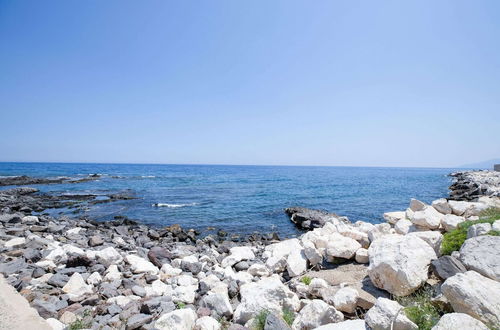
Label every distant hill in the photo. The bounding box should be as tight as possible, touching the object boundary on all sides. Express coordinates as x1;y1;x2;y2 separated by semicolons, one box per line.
458;158;500;169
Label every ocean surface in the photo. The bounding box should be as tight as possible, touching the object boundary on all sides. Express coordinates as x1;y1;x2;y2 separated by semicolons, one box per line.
0;162;458;237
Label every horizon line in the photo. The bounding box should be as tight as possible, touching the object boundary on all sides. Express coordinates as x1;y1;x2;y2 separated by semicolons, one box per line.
0;160;475;170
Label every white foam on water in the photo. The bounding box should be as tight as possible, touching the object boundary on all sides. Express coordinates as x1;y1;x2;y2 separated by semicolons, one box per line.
152;202;198;208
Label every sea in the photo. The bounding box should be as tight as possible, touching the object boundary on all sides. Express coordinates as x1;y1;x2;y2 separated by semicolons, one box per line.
0;162;459;237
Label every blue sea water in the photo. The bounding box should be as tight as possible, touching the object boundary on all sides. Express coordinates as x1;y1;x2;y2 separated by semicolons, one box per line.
0;162;458;237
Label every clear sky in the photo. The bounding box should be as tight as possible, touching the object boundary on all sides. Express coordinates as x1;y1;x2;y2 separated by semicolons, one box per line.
1;1;499;167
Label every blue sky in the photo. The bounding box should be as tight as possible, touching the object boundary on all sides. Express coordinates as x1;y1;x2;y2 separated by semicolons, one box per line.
1;1;499;167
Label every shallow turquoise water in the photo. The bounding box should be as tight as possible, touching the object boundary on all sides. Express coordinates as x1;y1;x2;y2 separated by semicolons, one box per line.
0;162;457;237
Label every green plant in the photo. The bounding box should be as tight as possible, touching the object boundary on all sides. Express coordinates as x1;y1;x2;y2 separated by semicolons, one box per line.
440;208;499;255
253;309;270;330
395;286;443;330
282;307;295;326
175;301;186;309
300;276;312;285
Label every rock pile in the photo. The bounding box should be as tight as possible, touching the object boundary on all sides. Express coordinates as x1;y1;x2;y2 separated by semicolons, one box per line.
0;172;499;329
449;170;500;200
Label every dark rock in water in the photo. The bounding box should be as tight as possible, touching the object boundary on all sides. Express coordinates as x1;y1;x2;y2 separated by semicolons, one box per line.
47;273;69;288
431;256;467;280
264;313;291;330
285;206;345;230
66;255;92;268
126;313;153;330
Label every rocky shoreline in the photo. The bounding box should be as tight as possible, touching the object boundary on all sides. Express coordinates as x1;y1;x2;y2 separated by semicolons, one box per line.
0;171;499;330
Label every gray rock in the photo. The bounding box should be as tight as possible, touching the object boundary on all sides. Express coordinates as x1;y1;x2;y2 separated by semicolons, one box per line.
459;235;500;281
48;273;70;288
131;285;146;297
0;258;27;275
264;313;291;330
126;313;153;330
431;256;467;280
147;247;172;268
89;235;104;247
107;304;123;315
32;299;58;318
234;261;250;271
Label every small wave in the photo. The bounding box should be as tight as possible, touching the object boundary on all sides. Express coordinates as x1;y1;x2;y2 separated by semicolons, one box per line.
141;175;156;178
152;202;198;208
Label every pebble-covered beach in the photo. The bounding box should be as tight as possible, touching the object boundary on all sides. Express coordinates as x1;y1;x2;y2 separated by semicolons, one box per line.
0;170;499;330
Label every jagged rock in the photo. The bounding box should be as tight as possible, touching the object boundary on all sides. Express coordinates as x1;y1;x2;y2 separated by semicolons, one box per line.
409;199;426;212
441;271;500;327
431;313;488;330
408;231;443;254
126;313;153;330
195;316;221;330
458;235;500;281
126;254;159;275
394;219;412;235
233;275;300;324
411;206;443;229
155;308;197;330
368;235;437;296
365;298;417;330
303;240;322;265
441;214;465;232
221;246;255;268
332;287;359;313
62;273;93;300
286;249;307;277
291;299;343;330
95;246;123;265
431;256;467;280
325;233;361;259
199;293;233;317
355;248;369;264
383;211;405;224
247;264;269;277
88;235;104;247
432;199;452;214
466;223;492;239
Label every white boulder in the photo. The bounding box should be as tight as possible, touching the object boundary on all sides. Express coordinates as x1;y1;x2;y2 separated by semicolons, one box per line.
332;287;359;313
459;235;500;281
411;206;443;229
408;231;443;255
432;199;452;214
394;219;413;235
441;214;465;232
368;235;437;296
221;246;255;268
441;271;500;327
431;313;488;330
365;297;417;330
314;319;367;330
155;308;197;330
95;246;122;265
355;248;369;264
194;316;221;330
233;274;300;324
126;254;159;275
466;223;492;239
62;273;93;300
4;237;26;248
409;199;426;212
291;299;344;330
286;249;308;277
325;233;361;259
383;211;406;224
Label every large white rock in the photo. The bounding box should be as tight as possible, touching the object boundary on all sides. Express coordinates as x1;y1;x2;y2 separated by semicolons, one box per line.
441;214;465;232
459;236;500;281
325;233;361;259
313;319;367;330
492;220;500;231
155;308;197;330
367;223;392;243
432;198;452;214
383;211;406;225
45;246;67;263
291;299;344;330
365;298;417;330
368;235;437;296
46;318;66;330
173;285;197;304
86;272;102;285
286;249;308;277
411;206;443;229
394;219;413;235
408;231;443;255
62;273;93;300
194;316;221;330
332;287;359;313
441;271;500;327
104;264;122;281
126;254;159;275
233;274;300;324
220;246;255;268
247;263;270;277
431;313;488;330
264;238;302;272
448;200;469;216
145;279;173;297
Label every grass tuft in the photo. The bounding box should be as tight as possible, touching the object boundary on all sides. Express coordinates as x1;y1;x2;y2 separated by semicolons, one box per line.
300;276;312;285
282;307;295;326
440;207;500;255
253;310;270;330
395;286;443;330
175;301;186;309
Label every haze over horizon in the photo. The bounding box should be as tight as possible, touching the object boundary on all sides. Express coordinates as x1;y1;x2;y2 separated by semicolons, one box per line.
1;1;499;167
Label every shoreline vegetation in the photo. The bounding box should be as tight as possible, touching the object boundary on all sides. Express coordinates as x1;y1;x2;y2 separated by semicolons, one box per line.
0;170;499;329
